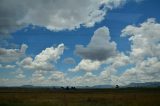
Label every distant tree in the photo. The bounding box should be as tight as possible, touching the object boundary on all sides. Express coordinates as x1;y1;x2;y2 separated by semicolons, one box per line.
71;87;76;90
116;85;119;89
61;87;64;89
66;86;69;90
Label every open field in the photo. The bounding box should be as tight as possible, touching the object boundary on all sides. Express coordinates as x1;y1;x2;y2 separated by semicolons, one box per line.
0;88;160;106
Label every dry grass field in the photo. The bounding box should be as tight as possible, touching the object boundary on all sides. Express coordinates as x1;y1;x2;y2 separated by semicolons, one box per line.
0;88;160;106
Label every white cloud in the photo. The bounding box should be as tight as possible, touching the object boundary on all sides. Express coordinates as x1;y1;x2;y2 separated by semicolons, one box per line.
20;43;65;71
75;26;117;61
121;18;160;61
35;44;64;63
69;59;101;72
0;0;139;36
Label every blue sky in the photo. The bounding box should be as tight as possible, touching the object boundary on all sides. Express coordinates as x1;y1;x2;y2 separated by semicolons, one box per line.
0;0;160;86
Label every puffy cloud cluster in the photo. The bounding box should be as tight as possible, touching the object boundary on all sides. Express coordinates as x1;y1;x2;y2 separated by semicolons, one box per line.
20;44;64;71
15;44;65;85
115;18;160;84
0;43;65;86
122;18;160;60
0;0;139;36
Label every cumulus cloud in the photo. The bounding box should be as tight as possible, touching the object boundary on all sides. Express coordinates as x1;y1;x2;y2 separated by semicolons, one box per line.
0;44;28;63
115;18;160;85
121;18;160;70
0;0;139;36
69;59;101;72
121;18;160;61
20;43;64;71
1;43;66;86
75;26;117;61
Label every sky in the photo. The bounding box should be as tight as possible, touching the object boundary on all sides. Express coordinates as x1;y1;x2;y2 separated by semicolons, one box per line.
0;0;160;86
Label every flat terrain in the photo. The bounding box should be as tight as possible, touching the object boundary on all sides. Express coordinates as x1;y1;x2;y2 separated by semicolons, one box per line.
0;88;160;106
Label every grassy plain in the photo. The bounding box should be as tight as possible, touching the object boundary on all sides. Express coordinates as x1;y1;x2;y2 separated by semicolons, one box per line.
0;88;159;106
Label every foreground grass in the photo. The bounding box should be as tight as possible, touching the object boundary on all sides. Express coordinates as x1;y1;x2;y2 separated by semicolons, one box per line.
0;88;160;106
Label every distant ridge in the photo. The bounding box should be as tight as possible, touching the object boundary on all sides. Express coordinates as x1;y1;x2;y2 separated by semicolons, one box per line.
126;82;160;88
16;82;160;88
21;85;34;88
91;82;160;88
92;85;113;88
